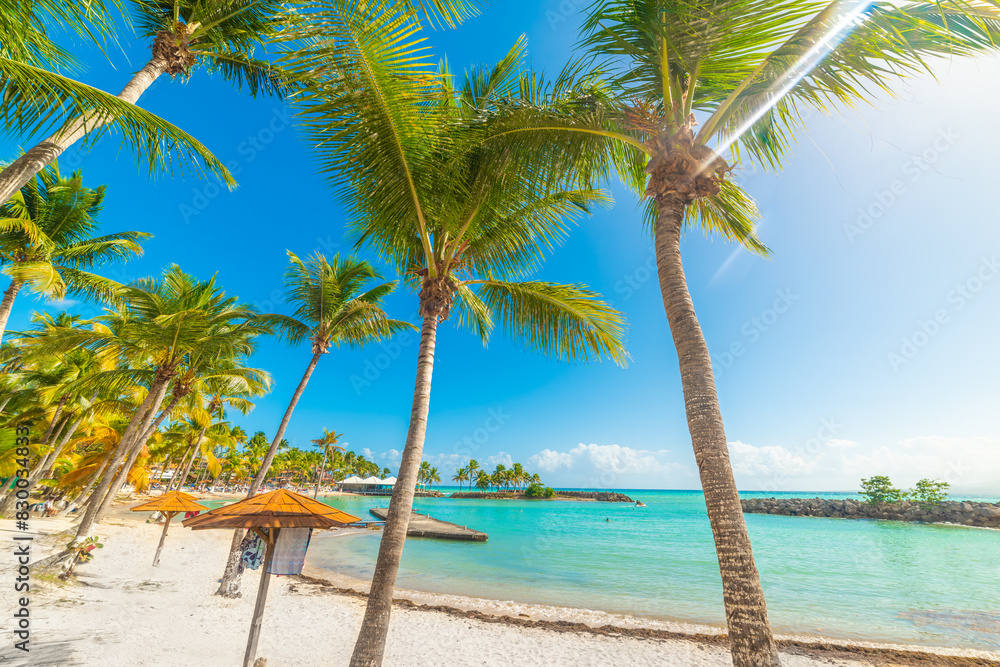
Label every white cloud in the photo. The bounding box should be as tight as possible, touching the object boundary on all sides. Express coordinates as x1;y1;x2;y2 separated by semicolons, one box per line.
484;451;513;469
362;448;402;468
527;443;691;488
727;435;1000;494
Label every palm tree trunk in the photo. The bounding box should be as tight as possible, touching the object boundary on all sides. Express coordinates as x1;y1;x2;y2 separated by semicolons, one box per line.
169;443;197;492
174;450;199;492
40;396;68;449
11;409;86;508
313;450;328;499
0;58;168;206
58;462;105;518
215;350;323;598
91;388;179;525
0;412;70;515
351;315;438;667
73;377;167;540
0;279;24;344
654;201;780;667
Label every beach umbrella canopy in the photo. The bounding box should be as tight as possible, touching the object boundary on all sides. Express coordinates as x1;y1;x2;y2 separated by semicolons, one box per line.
182;489;359;530
181;489;360;667
130;491;207;514
130;492;209;567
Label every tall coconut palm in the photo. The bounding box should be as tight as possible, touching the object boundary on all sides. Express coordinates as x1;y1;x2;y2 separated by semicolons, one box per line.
481;2;1000;664
0;163;148;342
0;0;297;206
214;251;410;598
0;0;488;207
474;470;490;492
21;265;270;539
311;427;344;498
285;11;629;662
451;465;468;491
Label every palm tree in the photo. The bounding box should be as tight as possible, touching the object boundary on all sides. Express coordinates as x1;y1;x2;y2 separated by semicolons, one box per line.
214;251;410;598
0;0;303;206
22;265;269;540
286;12;629;663
492;464;507;493
451;465;468;491
511;462;525;491
426;465;440;489
483;2;1000;663
0;163;148;342
311;428;345;499
467;458;480;484
474;470;490;492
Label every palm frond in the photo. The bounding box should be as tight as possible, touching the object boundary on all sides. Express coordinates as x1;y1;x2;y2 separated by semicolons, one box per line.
467;279;629;366
0;59;235;186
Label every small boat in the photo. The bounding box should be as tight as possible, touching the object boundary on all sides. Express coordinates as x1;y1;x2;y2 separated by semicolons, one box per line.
635;501;646;508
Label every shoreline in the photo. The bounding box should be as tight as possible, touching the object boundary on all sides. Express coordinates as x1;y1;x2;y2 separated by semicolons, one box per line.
292;570;1000;666
298;548;1000;664
6;512;1000;666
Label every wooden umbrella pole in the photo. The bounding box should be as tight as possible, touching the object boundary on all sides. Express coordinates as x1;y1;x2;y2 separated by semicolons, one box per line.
243;527;279;667
153;511;175;567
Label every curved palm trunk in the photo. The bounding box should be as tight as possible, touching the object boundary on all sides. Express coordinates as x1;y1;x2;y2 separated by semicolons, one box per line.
93;393;184;525
169;443;197;492
0;400;69;516
215;350;323;598
351;315;438;667
73;378;168;540
313;449;329;499
654;201;779;667
175;425;209;493
0;280;24;344
0;59;168;206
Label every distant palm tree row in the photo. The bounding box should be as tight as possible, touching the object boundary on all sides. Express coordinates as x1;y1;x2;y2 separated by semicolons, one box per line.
451;460;541;493
5;1;1000;666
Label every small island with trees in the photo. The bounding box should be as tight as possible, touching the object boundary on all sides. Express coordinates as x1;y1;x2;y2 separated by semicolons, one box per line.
446;459;634;502
741;476;1000;528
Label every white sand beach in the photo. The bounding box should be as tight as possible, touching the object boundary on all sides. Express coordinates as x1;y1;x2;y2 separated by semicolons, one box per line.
2;510;996;667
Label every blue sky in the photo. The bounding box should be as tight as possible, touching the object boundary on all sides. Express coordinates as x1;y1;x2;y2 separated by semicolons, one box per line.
5;3;1000;493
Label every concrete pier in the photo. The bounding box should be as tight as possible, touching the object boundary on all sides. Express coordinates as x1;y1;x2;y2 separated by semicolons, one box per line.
368;507;488;541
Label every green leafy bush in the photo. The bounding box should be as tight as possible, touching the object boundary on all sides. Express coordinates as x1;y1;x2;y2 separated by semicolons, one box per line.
909;478;949;508
860;476;905;505
525;483;555;499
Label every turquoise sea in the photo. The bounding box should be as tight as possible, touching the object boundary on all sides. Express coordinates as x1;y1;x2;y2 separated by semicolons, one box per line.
303;489;999;650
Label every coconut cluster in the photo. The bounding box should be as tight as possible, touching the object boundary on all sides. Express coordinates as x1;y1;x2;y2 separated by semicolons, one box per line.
644;115;730;205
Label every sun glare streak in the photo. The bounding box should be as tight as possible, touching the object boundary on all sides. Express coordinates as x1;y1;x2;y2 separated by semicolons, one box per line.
711;1;876;158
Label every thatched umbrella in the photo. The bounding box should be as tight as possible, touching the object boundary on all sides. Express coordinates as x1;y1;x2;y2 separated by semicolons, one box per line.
130;491;209;566
183;489;360;667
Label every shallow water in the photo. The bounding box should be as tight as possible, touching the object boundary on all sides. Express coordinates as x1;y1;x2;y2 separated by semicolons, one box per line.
301;490;1000;650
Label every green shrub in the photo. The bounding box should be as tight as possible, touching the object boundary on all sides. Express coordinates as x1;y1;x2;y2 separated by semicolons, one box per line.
860;476;905;505
909;478;949;508
525;483;555;499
